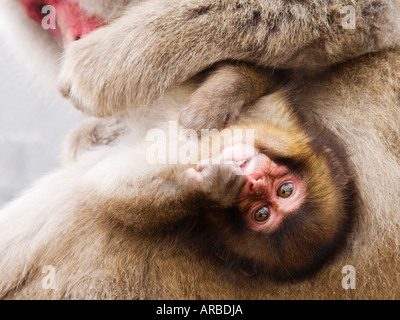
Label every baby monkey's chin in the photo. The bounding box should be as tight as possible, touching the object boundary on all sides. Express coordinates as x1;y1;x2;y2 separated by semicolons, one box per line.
219;143;257;169
218;143;270;178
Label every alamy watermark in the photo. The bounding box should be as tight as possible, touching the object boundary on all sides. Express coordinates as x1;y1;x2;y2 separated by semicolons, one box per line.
40;4;358;33
41;5;56;31
42;265;57;290
40;264;356;292
341;5;356;30
145;121;255;166
341;265;356;290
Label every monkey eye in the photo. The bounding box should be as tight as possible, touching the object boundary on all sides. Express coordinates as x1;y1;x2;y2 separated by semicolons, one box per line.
277;183;294;198
253;206;270;223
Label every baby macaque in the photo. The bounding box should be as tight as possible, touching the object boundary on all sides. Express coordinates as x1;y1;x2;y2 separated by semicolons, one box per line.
20;0;354;277
61;87;354;280
0;83;354;299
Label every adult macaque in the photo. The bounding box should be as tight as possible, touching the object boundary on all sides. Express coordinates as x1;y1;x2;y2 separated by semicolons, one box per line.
15;0;400;118
21;0;278;127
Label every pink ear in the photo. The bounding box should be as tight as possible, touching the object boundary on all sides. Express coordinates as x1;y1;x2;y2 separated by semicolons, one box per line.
322;146;350;186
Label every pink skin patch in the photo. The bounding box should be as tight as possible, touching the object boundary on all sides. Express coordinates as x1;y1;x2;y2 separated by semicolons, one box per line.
219;144;305;233
21;0;106;44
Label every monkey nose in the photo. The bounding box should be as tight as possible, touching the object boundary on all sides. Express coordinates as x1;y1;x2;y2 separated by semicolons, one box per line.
246;173;268;196
249;177;268;196
238;173;266;199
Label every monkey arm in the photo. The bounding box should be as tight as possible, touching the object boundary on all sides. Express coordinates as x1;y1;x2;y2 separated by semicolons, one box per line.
80;161;245;229
61;117;244;228
99;169;200;229
58;0;400;117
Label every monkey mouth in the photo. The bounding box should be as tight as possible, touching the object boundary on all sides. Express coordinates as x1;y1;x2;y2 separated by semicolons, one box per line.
21;0;106;44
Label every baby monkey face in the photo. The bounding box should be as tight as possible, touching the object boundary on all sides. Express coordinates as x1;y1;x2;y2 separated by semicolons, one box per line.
219;144;306;234
208;123;354;279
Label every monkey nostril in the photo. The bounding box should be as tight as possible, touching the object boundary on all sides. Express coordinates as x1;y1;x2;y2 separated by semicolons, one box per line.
249;178;266;195
249;179;257;192
249;179;258;191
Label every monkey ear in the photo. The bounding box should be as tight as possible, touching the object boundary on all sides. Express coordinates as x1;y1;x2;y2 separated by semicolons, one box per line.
322;146;351;187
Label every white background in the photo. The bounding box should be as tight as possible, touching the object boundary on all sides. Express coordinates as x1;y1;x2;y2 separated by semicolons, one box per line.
0;40;84;206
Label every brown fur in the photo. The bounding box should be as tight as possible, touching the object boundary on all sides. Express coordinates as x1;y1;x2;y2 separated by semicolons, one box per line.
56;0;400;116
179;63;278;131
0;82;353;298
3;1;399;116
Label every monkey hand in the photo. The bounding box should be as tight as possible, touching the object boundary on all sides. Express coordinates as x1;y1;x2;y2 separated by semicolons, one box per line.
59;33;126;117
58;20;165;117
182;161;246;207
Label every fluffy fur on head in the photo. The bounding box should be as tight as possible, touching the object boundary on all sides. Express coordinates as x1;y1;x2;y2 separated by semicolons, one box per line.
205;122;355;279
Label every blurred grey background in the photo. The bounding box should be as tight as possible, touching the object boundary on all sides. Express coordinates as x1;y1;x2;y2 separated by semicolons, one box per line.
0;40;84;207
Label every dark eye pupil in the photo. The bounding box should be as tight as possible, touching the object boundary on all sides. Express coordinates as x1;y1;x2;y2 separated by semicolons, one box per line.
254;207;269;223
278;183;293;198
